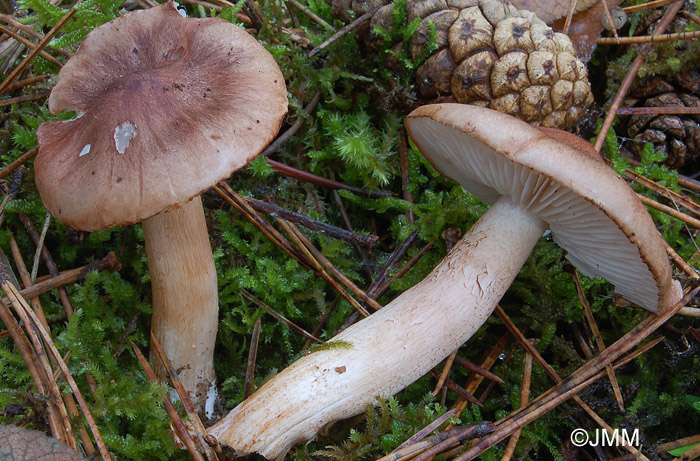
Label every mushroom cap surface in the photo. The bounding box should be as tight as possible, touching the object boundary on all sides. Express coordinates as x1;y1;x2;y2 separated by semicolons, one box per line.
35;1;287;230
405;103;676;313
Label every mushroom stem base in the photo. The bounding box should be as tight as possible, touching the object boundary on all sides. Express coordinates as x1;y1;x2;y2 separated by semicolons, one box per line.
144;196;218;413
208;197;546;458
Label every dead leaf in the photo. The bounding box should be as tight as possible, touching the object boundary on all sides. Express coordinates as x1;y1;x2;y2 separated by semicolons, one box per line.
0;425;84;460
552;0;625;63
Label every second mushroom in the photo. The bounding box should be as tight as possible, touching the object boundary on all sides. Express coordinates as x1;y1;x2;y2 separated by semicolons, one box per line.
34;2;288;413
208;103;679;458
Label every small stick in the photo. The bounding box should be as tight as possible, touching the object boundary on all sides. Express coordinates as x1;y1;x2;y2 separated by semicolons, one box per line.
394;408;457;452
150;334;218;461
287;222;383;311
366;231;418;298
262;91;321;157
571;270;625;412
663;240;699;280
593;0;685;153
598;29;700;44
457;289;699;461
381;424;493;461
625;169;700;217
18;212;74;316
398;131;415;224
0;7;76;94
627;157;700;193
308;7;379;58
5;282;112;460
622;0;682;13
600;0;621;42
214;183;314;270
2;74;49;93
242;194;378;248
452;355;504;384
0;14;72;58
181;0;223;12
267;158;394;198
241;288;323;343
4;284;77;449
0;148;37;180
287;0;334;31
655;434;700;453
433;349;458;397
371;239;436;299
0;91;51;108
30;212;51;283
501;343;533;461
332;190;372;278
18;253;121;300
9;234;49;332
244;318;262;399
413;423;496;461
276;218;370;317
428;369;481;405
0;24;62;67
0;297;64;442
562;0;578;35
617;105;700;115
131;341;205;461
638;193;700;228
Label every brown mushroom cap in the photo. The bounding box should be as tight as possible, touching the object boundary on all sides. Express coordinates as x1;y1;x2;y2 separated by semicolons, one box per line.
406;103;677;313
35;1;287;231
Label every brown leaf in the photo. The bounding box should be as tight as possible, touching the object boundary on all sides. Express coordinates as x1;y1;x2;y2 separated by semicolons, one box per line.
552;0;624;63
0;425;84;460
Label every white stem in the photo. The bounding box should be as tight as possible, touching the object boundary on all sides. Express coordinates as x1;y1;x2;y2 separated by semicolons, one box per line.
208;197;547;458
143;196;218;413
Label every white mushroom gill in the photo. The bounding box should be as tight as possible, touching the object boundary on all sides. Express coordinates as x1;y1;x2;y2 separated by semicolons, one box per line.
114;121;137;154
79;144;91;157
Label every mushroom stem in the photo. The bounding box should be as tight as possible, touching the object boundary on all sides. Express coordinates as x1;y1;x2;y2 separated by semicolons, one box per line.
208;196;547;459
143;196;218;414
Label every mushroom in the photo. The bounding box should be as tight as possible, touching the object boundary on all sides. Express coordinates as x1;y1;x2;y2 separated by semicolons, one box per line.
34;1;287;412
207;104;680;458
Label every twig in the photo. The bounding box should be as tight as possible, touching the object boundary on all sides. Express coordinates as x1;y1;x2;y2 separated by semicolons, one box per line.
398;130;415;224
395;408;457;452
276;218;370;317
0;13;72;58
366;231;418;298
308;6;379;58
2;74;49;93
0;24;62;67
0;148;37;180
617;106;700;115
663;241;700;280
4;281;112;460
241;288;322;343
0;7;76;94
622;0;682;13
0;91;51;108
30;212;51;283
427;368;481;405
150;334;218;461
241;194;378;248
286;221;383;311
433;349;458;397
656;434;700;453
456;287;699;460
9;235;49;331
267;158;394;198
562;0;578;35
412;423;496;461
638;193;700;228
598;29;700;44
262;91;321;157
18;212;74;316
371;238;436;299
0;297;64;442
244;318;262;400
600;0;621;42
625;169;700;217
593;0;685;153
501;342;533;461
452;355;503;384
131;341;205;461
18;253;121;300
571;270;625;412
287;0;334;31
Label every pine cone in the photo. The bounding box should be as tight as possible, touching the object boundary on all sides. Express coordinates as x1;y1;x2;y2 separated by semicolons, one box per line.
335;0;594;130
623;71;700;172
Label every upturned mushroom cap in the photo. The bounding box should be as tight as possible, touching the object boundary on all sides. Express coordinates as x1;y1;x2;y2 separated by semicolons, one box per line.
35;1;287;231
405;103;677;313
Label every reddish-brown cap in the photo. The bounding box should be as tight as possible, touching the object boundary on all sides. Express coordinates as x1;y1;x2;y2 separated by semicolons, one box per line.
406;103;678;313
35;1;287;230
